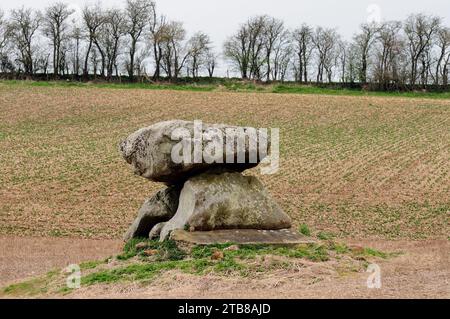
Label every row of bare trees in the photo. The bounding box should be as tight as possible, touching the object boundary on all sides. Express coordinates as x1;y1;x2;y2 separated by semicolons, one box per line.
0;0;448;88
224;14;449;87
0;0;216;81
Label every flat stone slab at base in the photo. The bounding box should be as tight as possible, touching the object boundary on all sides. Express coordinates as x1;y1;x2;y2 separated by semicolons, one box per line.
170;229;316;245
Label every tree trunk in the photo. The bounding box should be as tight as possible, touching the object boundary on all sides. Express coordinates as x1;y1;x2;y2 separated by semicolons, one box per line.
129;39;136;81
84;39;93;78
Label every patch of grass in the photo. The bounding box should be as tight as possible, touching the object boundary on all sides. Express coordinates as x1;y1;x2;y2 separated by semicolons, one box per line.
192;243;329;262
2;278;48;296
328;242;350;254
117;238;186;261
299;224;311;236
1;270;57;297
81;243;331;286
57;286;74;295
273;244;329;262
79;260;104;270
213;256;245;273
360;248;389;259
117;237;147;260
317;231;335;240
82;258;213;285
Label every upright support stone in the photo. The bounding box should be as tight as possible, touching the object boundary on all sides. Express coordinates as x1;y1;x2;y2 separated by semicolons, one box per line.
123;185;181;241
159;171;292;241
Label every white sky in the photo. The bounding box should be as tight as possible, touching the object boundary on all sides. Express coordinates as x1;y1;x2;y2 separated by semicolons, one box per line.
1;0;449;75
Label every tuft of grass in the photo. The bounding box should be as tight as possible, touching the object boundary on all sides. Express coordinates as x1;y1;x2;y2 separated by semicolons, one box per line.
2;278;48;296
328;242;350;254
1;270;58;297
79;260;104;270
192;243;329;262
299;224;311;236
317;231;335;240
117;238;186;261
360;248;389;259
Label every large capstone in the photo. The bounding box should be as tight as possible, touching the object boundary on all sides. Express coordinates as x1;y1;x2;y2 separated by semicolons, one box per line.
119;120;269;185
159;171;291;241
123;185;181;241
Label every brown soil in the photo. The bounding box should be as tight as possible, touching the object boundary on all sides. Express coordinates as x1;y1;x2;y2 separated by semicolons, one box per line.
0;236;122;287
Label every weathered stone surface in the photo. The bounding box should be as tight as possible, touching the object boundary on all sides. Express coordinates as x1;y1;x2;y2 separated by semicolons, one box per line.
149;222;166;239
119;120;268;184
123;186;181;241
170;229;315;245
159;172;291;240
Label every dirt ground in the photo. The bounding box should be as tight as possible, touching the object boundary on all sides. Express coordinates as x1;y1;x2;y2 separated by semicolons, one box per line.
0;236;448;298
0;236;122;287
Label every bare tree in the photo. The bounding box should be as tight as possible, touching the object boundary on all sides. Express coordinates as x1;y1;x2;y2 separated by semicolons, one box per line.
292;24;313;83
90;46;100;76
124;0;153;81
223;16;267;80
262;16;286;81
133;49;147;78
404;13;441;86
223;26;251;79
373;21;403;88
69;20;82;76
336;40;348;83
43;2;74;77
442;49;450;86
0;10;15;73
271;32;291;81
354;22;378;83
8;7;42;75
247;16;267;80
159;21;188;80
58;37;71;75
0;10;9;54
205;50;217;78
345;43;359;83
186;31;211;78
82;3;105;77
102;8;126;79
312;27;338;83
33;46;50;75
434;26;450;85
148;2;166;80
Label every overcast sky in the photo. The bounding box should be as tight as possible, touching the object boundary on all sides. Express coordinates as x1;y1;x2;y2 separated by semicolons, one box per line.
1;0;449;75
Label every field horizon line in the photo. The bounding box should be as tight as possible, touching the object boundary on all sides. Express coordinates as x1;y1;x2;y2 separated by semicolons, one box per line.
1;79;449;100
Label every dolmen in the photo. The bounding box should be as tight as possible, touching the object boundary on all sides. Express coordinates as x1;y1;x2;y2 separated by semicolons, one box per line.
120;120;307;244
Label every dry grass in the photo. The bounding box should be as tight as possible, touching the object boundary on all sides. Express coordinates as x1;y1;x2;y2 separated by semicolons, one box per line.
0;84;449;239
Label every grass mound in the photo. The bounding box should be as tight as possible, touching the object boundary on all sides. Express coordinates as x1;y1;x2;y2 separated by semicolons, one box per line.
0;236;395;297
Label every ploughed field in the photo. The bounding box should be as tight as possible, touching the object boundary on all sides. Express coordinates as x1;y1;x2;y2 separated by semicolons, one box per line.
0;84;448;240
